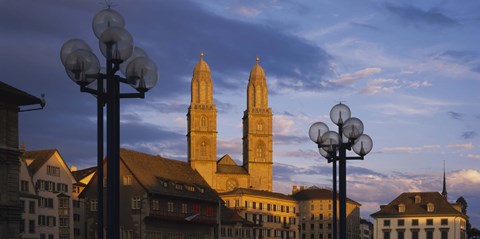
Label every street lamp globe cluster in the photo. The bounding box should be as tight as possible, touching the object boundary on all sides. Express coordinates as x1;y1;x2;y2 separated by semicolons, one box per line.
60;8;158;239
309;103;373;239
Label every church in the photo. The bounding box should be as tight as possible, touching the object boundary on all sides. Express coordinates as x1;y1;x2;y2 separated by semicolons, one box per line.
187;53;273;193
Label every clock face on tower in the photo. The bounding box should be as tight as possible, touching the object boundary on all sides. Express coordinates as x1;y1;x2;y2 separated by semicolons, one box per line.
226;178;238;191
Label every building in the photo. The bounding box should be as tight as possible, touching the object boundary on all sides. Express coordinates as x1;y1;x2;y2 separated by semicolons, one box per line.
71;166;96;239
18;145;40;239
187;54;273;193
360;219;373;239
0;81;44;239
80;148;221;239
220;188;298;239
24;149;77;239
292;186;361;239
370;192;468;239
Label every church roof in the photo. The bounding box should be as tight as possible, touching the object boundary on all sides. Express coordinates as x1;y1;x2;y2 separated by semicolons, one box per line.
370;192;466;218
248;56;266;82
119;148;220;203
220;188;295;201
216;154;248;174
193;52;211;75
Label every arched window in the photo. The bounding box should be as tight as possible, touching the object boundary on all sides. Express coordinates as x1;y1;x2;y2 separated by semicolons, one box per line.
427;203;434;212
200;141;207;156
200;116;208;129
256;143;265;160
415;195;421;204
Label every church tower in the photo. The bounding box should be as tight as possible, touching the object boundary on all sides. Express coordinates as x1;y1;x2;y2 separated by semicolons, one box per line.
187;52;217;188
242;57;273;191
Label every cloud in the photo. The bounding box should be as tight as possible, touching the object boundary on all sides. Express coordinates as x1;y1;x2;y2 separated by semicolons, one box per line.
462;131;477;139
466;154;480;160
324;67;382;87
360;78;400;95
229;6;262;17
384;3;459;29
447;143;473;150
383;145;440;154
447;111;463;120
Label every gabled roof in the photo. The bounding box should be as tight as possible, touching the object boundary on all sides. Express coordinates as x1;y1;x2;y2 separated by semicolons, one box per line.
71;166;96;182
291;186;361;206
216;154;248;174
120;148;220;203
220;187;294;201
370;192;466;218
24;149;57;175
0;81;43;106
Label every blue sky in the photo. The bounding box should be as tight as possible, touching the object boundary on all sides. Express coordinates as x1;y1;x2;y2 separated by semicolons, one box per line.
1;0;479;226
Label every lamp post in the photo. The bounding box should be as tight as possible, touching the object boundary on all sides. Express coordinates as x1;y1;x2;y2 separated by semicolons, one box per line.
60;8;158;239
309;103;373;239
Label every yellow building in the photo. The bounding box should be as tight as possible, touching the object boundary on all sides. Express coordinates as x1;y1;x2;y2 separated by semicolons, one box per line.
187;53;272;193
292;186;361;239
220;188;298;239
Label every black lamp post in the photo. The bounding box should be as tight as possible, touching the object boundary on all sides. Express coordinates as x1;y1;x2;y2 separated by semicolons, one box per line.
60;8;158;239
309;103;373;239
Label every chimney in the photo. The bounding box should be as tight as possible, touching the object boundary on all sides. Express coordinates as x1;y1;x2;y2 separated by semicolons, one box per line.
292;185;298;194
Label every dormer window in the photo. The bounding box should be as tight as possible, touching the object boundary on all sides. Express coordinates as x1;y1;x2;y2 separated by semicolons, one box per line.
415;195;421;204
398;204;406;213
427;203;434;212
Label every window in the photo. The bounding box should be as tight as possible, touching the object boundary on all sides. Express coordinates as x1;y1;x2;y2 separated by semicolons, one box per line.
59;217;69;227
259;202;263;210
29;220;35;233
319;223;323;229
29;201;35;214
253;202;257;209
19;219;25;233
441;219;448;225
123;175;133;185
20;180;29;192
384;220;391;227
398;203;405;213
415;195;421;204
411;230;419;239
311;214;315;220
167;202;174;212
132;196;141;209
20;200;25;212
426;219;433;226
412;219;419;226
426;230;433;239
398;219;404;226
245;201;250;208
441;230;448;239
59;198;69;208
46;165;60;176
319;203;323;210
90;199;98;211
311;204;314;210
57;183;68;193
74;214;80;221
383;231;390;239
427;203;434;212
328;204;332;210
397;231;404;239
182;203;188;213
151;200;159;211
310;224;314;230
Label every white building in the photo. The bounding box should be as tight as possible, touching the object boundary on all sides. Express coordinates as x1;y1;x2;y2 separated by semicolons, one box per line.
24;149;77;239
19;150;39;239
370;192;467;239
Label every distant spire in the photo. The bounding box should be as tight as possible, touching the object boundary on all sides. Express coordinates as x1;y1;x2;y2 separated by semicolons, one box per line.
442;160;448;199
200;51;204;60
256;55;259;64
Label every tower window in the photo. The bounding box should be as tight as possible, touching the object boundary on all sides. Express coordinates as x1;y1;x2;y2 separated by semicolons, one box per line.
200;116;207;129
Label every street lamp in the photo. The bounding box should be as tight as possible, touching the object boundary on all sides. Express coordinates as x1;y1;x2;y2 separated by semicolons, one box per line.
60;8;158;239
309;103;373;239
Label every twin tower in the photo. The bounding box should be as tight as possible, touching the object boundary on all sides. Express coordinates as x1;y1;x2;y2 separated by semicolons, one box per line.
187;53;273;193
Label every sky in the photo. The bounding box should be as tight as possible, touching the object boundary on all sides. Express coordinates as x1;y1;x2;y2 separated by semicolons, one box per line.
1;0;479;226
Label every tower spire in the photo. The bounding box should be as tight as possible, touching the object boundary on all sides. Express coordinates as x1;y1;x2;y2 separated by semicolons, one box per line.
442;160;448;199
